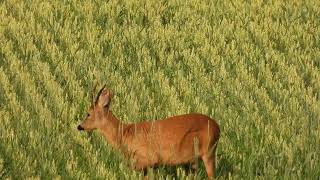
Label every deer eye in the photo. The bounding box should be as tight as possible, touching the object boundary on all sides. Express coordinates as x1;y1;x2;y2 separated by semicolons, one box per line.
87;113;90;117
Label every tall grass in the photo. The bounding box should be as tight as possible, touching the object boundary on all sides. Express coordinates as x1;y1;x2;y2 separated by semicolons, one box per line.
0;0;319;179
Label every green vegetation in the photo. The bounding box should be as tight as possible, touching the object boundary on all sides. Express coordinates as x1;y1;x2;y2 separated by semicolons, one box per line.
0;0;319;179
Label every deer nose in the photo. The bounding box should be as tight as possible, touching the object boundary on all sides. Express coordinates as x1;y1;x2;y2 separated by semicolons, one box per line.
77;125;84;131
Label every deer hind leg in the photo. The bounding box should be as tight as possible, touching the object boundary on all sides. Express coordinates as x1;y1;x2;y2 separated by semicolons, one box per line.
133;162;149;180
202;152;216;179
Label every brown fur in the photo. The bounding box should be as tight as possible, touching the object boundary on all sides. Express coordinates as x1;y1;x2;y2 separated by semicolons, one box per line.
78;88;220;178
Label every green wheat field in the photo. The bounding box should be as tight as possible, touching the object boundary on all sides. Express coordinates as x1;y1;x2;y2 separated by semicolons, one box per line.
0;0;319;179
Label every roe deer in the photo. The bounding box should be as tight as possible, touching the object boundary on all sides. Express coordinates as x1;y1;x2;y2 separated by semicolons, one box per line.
77;85;220;178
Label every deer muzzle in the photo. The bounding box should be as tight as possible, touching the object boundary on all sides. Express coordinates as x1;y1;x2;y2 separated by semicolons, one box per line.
77;125;84;131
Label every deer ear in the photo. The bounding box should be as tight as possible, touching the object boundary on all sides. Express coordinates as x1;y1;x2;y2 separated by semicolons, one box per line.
98;90;112;108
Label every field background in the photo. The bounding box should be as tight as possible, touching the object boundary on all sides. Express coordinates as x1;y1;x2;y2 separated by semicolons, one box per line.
0;0;319;179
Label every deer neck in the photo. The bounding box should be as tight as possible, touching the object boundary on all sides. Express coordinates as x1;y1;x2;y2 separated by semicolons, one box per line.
98;110;122;148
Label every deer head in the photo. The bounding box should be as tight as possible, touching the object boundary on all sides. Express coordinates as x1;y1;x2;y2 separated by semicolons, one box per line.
77;85;112;131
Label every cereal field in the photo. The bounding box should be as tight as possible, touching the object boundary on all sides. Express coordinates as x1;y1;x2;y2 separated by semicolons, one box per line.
0;0;319;179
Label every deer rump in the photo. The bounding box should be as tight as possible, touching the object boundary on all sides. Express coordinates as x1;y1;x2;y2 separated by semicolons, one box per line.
118;113;220;170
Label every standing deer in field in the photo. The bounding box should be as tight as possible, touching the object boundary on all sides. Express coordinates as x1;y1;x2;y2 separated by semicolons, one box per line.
77;85;220;178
